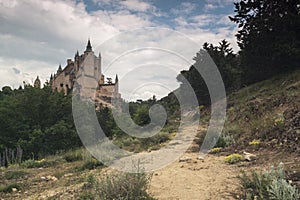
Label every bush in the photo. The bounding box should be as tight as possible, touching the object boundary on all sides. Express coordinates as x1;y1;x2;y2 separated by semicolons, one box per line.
215;134;235;148
81;167;155;199
209;147;222;154
140;132;170;148
63;149;84;162
3;170;29;180
21;157;63;168
269;178;300;200
249;139;260;146
0;183;20;193
78;158;103;171
224;153;242;164
239;164;300;200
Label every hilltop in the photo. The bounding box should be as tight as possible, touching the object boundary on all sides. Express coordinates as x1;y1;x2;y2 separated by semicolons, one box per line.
0;69;299;199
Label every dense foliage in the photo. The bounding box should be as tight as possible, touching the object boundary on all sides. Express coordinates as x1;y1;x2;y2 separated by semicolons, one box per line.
0;83;81;159
167;39;240;106
230;0;300;83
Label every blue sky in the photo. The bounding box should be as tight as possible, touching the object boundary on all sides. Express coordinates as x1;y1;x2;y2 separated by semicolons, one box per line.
0;0;238;100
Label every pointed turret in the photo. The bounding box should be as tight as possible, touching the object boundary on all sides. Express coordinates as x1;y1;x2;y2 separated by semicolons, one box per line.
34;76;41;88
57;64;62;74
115;74;118;83
75;50;79;57
85;39;92;52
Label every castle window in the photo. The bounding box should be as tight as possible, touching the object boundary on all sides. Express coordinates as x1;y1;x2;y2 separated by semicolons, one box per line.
60;83;63;87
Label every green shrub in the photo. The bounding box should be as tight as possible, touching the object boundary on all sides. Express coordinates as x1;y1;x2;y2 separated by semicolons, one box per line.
0;183;20;193
99;172;154;200
79;191;95;200
209;147;222;154
269;178;300;200
239;164;300;200
21;158;63;168
81;167;155;199
79;158;103;171
215;134;235;148
140;132;170;147
249;139;260;146
63;149;84;162
3;170;29;180
224;153;242;164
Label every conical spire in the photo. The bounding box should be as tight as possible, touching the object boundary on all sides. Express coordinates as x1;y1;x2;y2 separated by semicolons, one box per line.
57;64;62;74
115;74;118;82
34;76;41;88
86;39;92;52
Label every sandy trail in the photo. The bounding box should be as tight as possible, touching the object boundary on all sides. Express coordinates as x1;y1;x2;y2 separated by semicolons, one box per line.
149;152;239;200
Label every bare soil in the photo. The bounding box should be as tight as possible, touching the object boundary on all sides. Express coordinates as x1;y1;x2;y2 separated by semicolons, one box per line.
149;152;240;200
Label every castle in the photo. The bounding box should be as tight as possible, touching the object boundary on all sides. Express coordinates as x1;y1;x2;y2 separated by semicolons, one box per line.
49;39;121;108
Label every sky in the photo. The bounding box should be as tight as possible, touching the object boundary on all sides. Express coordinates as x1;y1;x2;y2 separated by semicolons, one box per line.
0;0;239;100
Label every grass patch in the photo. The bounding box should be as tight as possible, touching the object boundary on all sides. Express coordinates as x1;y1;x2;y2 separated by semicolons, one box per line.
81;167;155;199
78;158;103;171
21;157;64;168
63;149;84;162
3;170;29;180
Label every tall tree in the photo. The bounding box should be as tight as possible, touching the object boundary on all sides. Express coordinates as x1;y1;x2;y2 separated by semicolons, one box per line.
230;0;300;83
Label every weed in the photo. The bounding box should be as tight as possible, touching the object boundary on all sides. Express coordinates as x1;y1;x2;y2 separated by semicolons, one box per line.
0;183;20;193
80;164;155;199
249;139;260;146
224;153;243;164
21;157;63;168
209;147;222;154
63;149;84;162
78;158;103;171
3;170;29;180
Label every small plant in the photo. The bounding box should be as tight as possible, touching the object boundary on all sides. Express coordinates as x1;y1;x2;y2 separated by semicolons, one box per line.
274;114;285;130
3;170;29;180
63;149;84;162
80;164;155;199
239;164;300;200
209;147;222;154
249;139;260;146
21;157;63;168
0;183;20;193
79;158;103;171
215;133;235;148
224;153;243;164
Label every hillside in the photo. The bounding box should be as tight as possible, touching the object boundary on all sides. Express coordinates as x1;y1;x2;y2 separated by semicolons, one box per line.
0;70;299;199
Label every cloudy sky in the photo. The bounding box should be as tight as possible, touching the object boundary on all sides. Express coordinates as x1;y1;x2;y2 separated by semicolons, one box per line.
0;0;238;100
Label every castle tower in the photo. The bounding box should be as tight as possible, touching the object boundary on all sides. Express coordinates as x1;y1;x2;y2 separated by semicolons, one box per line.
74;50;80;72
34;76;41;88
84;39;93;54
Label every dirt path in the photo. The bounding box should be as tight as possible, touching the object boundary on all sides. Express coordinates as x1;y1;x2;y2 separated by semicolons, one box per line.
149;152;240;200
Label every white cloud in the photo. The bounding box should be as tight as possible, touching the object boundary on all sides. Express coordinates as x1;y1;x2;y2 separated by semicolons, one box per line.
0;0;239;100
171;2;196;15
120;0;153;12
204;0;236;11
0;0;155;91
204;3;219;11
